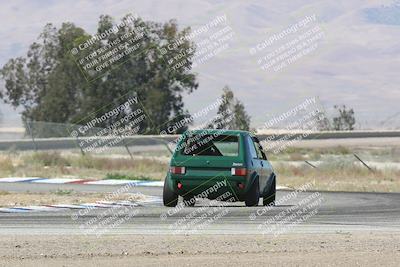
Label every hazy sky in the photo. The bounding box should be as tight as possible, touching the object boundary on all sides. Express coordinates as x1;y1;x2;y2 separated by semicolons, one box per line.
0;0;399;128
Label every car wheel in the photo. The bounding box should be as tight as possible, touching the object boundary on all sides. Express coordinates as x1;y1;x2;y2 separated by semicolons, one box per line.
183;195;196;207
163;178;178;207
245;177;260;207
263;175;276;206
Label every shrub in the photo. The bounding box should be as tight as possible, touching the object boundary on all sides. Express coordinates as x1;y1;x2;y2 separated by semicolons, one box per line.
28;152;70;166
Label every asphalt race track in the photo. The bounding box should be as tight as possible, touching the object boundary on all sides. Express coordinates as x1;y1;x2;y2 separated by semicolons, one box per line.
1;183;399;235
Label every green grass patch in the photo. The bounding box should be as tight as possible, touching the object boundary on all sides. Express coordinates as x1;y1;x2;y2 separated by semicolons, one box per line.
0;157;14;172
0;190;10;196
104;173;153;181
8;152;167;180
26;152;71;166
52;189;74;195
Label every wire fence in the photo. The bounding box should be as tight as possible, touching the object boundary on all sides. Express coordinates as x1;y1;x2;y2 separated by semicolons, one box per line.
1;120;400;161
0;121;175;158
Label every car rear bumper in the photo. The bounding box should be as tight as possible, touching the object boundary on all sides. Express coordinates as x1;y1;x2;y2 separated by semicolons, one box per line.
170;175;249;201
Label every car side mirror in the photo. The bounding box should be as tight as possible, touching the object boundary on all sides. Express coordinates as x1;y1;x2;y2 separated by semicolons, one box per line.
252;136;267;160
260;147;267;160
256;142;267;160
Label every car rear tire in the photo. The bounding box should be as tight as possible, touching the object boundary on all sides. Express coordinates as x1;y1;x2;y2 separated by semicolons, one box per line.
245;177;260;207
183;195;196;207
163;178;178;207
263;175;276;206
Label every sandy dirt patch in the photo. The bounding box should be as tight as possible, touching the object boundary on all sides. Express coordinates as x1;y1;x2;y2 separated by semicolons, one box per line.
0;232;399;266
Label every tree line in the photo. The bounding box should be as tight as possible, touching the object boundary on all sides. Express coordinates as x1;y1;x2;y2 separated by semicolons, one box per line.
0;14;354;134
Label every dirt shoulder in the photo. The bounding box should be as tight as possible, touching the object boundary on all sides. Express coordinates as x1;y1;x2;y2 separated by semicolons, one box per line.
1;232;399;266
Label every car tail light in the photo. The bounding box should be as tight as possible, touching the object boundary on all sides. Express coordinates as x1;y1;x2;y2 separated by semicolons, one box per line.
177;182;183;189
170;166;186;175
231;168;247;176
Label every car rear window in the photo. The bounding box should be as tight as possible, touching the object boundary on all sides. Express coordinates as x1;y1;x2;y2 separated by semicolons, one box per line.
180;134;239;157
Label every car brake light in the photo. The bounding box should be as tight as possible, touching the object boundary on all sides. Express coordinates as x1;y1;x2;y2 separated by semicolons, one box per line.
231;168;247;176
170;166;186;174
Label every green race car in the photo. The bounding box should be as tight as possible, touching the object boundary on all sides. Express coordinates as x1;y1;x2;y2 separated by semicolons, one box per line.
163;129;276;207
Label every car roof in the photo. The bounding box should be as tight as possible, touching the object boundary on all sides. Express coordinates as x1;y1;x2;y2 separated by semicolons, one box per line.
185;129;253;136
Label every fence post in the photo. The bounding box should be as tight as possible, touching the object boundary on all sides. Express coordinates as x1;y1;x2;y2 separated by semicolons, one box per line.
75;134;85;156
26;120;37;151
119;132;133;160
353;153;373;172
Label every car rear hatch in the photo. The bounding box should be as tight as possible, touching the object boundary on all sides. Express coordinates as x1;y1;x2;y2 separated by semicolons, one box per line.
171;133;246;183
